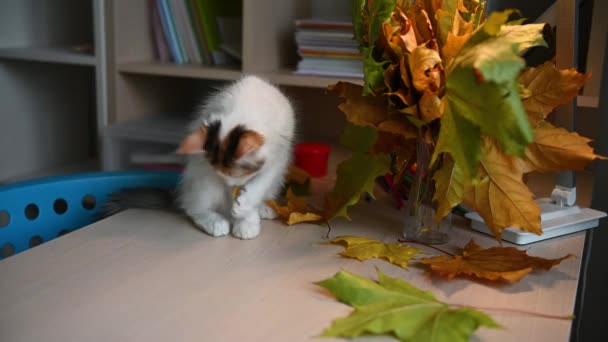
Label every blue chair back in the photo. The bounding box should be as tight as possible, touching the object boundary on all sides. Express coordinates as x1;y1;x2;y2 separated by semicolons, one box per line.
0;170;180;259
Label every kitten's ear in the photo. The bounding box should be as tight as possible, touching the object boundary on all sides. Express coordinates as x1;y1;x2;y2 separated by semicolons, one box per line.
236;131;264;159
176;126;207;154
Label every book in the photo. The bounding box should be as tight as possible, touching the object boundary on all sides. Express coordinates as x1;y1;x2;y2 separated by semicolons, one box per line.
293;18;362;79
149;0;170;62
158;0;185;64
186;0;211;64
169;0;195;63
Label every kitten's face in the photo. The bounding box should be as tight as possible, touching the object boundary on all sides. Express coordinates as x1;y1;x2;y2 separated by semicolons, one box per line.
177;122;266;180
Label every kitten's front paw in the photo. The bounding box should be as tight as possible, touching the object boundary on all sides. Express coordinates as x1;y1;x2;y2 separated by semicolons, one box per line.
258;203;278;220
232;216;261;240
193;212;230;237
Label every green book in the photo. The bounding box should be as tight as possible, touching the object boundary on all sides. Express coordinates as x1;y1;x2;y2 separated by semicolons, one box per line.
194;0;241;64
186;0;211;64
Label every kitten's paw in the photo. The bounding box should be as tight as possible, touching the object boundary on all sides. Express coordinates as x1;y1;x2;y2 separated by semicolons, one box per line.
193;213;230;237
258;203;278;220
232;216;261;240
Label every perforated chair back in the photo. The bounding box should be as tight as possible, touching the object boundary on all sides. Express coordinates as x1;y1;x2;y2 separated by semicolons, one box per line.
0;170;180;259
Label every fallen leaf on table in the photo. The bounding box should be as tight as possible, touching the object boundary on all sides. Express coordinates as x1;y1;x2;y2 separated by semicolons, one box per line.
420;239;575;283
266;189;322;225
316;269;500;341
325;236;424;269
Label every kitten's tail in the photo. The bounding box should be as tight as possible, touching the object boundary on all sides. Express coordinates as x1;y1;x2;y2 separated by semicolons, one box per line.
102;187;182;217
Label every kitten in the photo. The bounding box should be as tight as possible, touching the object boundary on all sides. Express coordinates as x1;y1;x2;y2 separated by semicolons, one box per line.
176;75;295;239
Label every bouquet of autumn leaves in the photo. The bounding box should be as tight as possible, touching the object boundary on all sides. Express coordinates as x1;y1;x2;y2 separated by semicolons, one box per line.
315;0;605;242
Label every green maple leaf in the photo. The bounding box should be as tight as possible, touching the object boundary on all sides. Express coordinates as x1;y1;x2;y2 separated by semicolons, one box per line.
434;11;546;177
324;125;390;220
339;124;378;152
316;269;500;341
352;0;366;44
351;0;397;95
325;153;390;220
363;46;389;95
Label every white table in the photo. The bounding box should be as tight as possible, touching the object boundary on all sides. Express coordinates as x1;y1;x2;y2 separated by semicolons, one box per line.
0;198;585;342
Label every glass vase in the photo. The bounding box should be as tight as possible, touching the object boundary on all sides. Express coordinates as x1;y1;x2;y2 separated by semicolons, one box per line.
401;136;451;244
403;204;451;244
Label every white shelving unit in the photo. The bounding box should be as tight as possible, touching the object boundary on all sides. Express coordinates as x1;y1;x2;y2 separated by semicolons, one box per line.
0;0;108;182
101;0;354;170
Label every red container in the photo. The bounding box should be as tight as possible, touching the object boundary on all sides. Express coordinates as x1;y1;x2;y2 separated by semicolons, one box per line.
294;142;332;177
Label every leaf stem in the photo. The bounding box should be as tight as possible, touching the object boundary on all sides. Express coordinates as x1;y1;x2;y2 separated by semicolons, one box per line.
398;239;456;256
449;303;574;321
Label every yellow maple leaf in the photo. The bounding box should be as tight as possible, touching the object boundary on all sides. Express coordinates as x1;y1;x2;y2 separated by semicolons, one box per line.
266;189;322;225
326;236;424;269
441;31;472;66
518;62;591;127
518;121;607;173
420;239;575;283
432;154;464;222
463;138;541;240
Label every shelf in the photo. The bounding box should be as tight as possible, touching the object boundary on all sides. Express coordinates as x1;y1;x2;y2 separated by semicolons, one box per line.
117;62;242;81
265;70;363;88
117;62;363;88
0;46;96;66
102;115;189;145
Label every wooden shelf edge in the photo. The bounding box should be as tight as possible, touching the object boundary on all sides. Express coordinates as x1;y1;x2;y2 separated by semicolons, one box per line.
116;62;364;88
117;62;242;81
0;47;96;66
264;70;363;88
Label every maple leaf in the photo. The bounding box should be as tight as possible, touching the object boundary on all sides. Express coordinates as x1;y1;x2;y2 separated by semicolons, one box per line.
405;3;436;46
463;138;541;240
518;122;608;173
442;31;472;66
381;6;418;57
266;189;322;225
435;0;460;46
518;61;591;127
316;269;500;341
434;11;546;177
324;154;391;220
432;154;464;222
326;236;424;269
324;125;391;220
328;82;417;140
420;239;575;283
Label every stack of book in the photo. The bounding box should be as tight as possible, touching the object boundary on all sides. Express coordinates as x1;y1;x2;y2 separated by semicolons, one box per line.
294;18;363;78
149;0;242;65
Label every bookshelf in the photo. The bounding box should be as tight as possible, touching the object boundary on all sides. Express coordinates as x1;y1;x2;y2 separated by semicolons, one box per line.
102;0;355;170
0;0;108;183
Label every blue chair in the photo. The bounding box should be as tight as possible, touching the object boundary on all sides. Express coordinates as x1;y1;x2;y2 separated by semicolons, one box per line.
0;170;180;260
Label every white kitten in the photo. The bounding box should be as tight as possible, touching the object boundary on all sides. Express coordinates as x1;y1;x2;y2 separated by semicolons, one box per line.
176;76;295;239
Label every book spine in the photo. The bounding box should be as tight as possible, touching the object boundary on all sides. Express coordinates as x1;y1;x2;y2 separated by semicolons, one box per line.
156;0;181;63
162;0;187;64
195;0;222;64
149;0;170;62
186;0;210;65
171;0;198;64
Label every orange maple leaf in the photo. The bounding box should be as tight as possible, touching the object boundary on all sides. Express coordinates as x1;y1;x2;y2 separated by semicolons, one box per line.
420;239;575;283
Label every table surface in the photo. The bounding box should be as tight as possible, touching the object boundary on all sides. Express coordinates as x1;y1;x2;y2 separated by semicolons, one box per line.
0;195;586;342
